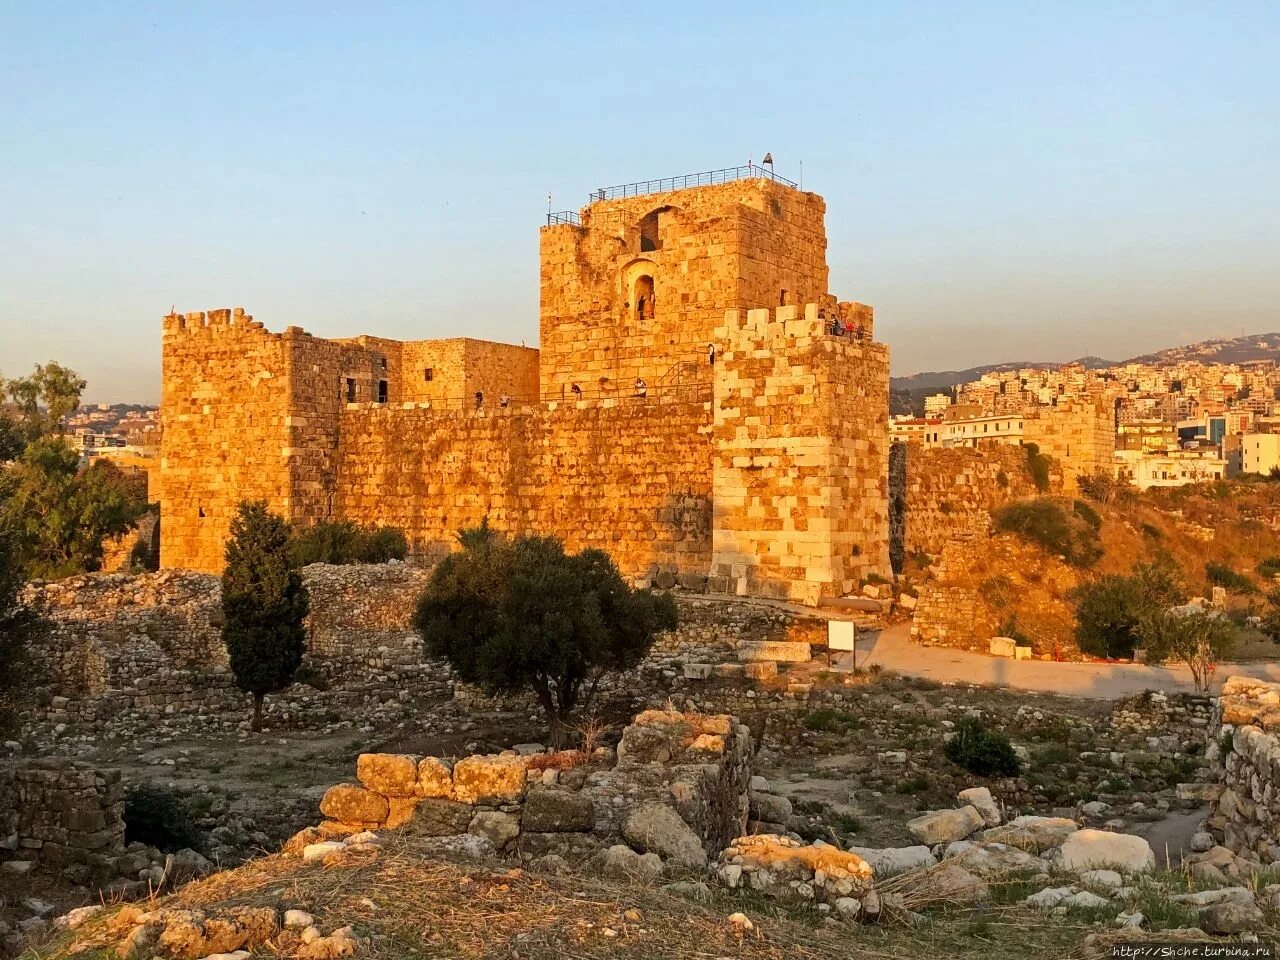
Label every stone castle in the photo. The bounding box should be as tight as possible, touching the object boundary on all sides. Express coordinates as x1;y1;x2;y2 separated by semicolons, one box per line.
160;169;890;604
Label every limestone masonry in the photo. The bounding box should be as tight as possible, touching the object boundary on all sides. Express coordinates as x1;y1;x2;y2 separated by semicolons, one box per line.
160;173;889;603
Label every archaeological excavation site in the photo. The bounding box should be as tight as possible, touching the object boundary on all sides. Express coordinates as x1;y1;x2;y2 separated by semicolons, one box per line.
7;169;1280;960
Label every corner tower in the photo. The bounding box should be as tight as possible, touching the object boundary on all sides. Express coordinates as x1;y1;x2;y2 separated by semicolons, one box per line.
538;173;831;400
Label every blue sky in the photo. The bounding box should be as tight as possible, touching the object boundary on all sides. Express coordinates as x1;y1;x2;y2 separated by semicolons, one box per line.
1;1;1277;402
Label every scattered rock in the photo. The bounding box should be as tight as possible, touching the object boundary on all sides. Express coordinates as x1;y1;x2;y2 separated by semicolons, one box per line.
1057;829;1155;873
906;805;984;845
622;803;707;869
957;787;1001;827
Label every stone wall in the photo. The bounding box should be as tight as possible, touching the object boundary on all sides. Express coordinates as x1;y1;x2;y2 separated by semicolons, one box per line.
1209;676;1280;861
335;398;714;580
910;534;1080;657
0;759;125;870
21;568;823;733
314;708;753;869
889;443;1043;563
24;564;435;726
710;304;891;604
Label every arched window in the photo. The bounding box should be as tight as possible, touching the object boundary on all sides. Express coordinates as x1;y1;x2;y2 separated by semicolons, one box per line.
633;275;655;322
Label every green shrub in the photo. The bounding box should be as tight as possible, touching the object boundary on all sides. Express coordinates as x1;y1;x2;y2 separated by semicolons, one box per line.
1205;561;1258;595
1024;443;1052;492
289;521;408;566
1262;557;1280;581
993;498;1102;567
1071;558;1185;659
124;783;205;853
944;716;1021;777
1072;499;1102;531
1138;608;1236;692
1140;522;1163;540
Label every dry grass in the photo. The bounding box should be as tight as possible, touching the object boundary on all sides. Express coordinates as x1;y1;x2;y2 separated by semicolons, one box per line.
24;835;1117;960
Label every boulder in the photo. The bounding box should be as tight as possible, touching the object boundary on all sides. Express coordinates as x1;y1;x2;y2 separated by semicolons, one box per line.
597;844;664;883
522;788;595;833
451;755;528;804
1025;886;1076;910
356;753;419;797
302;842;346;862
906;805;984;845
1062;890;1111;909
847;845;936;876
1057;829;1155;873
914;862;989;904
981;815;1077;853
942;840;1048;877
468;811;520;849
957;787;1001;827
622;803;707;869
318;785;389;826
402;798;474;837
416;758;453;799
749;792;793;824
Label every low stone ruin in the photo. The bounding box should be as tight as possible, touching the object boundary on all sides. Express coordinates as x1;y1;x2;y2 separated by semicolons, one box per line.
0;759;125;878
313;708;753;872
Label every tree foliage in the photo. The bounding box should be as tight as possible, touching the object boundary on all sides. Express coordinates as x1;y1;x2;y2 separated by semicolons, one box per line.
221;501;310;731
288;520;408;567
1;362;86;448
993;497;1103;567
1023;442;1053;493
0;524;43;733
1138;608;1236;692
0;436;145;579
413;525;678;744
944;717;1021;777
1071;558;1185;659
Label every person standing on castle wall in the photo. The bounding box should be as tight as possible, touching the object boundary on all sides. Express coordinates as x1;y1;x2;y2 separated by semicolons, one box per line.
499;394;510;409
474;391;484;410
634;378;647;398
571;383;582;399
708;343;716;366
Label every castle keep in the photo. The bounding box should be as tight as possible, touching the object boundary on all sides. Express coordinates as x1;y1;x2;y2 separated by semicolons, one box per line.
160;168;890;604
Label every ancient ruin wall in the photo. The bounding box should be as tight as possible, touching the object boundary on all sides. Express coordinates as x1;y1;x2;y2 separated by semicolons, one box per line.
1210;676;1280;861
0;760;125;869
334;398;714;580
710;305;890;604
538;180;831;400
889;443;1043;562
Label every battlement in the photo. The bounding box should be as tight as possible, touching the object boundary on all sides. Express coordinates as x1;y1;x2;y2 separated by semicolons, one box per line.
717;303;881;351
161;306;321;342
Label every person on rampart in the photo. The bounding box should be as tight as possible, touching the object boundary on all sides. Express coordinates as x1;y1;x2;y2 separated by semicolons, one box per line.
474;391;484;410
708;343;716;366
634;378;647;398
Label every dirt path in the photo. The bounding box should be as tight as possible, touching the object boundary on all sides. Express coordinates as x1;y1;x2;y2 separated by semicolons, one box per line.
850;622;1280;699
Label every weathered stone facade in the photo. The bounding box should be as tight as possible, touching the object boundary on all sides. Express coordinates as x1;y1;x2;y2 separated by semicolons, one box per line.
1209;676;1280;862
1024;400;1115;493
160;176;891;604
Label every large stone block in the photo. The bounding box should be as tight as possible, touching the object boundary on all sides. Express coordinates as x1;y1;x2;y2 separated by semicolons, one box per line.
402;799;474;837
356;754;419;798
622;803;707;869
523;789;595;833
737;641;810;663
451;755;528;805
318;785;389;827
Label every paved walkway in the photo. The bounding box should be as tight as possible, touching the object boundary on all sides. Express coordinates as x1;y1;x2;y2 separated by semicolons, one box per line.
842;622;1280;699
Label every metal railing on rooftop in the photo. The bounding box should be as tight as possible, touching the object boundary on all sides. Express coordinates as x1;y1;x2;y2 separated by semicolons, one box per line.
546;210;581;226
588;163;798;203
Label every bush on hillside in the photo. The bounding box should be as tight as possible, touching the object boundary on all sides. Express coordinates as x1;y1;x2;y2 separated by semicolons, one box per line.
1077;469;1129;505
1071;558;1185;659
1138;608;1236;693
944;717;1021;777
1259;557;1280;580
992;498;1102;567
1205;561;1258;595
289;521;408;566
1072;499;1102;531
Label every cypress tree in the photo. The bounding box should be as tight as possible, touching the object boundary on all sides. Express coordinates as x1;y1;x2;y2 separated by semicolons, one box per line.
221;501;309;731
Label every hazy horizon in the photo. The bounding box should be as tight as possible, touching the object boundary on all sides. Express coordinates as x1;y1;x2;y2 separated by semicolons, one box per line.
3;2;1277;404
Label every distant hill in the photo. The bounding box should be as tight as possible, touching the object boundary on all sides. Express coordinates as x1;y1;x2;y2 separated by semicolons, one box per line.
1125;333;1280;366
889;332;1280;415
